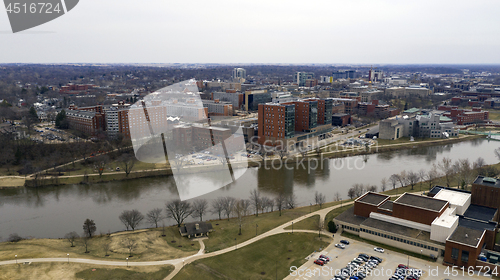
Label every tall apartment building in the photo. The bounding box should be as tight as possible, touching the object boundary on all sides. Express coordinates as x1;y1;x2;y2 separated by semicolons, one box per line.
104;101;131;139
232;68;246;80
296;72;314;86
258;103;295;146
332;70;357;80
286;99;318;132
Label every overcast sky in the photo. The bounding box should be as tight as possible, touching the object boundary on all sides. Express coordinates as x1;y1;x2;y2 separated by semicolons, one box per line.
1;0;499;64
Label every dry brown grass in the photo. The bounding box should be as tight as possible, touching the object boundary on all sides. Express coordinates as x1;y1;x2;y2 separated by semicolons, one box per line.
0;227;199;262
0;263;173;280
0;177;25;187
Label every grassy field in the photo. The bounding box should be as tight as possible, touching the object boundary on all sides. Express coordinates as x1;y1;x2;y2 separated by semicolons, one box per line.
0;227;199;262
489;110;500;121
284;215;319;231
173;233;330;280
341;232;435;262
324;205;352;226
0;263;173;280
203;204;329;253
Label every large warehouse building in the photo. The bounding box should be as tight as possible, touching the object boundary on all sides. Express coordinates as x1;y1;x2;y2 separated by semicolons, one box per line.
334;176;500;269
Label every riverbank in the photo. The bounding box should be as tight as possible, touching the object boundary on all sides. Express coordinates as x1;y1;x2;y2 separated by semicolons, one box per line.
19;134;485;188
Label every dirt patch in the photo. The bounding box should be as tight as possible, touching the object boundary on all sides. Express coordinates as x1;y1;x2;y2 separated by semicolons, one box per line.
0;177;25;187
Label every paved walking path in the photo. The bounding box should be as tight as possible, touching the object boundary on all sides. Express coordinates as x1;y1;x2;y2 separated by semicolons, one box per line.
0;191;425;279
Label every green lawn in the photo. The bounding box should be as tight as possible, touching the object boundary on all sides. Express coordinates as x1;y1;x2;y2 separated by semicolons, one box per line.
284;215;319;231
173;233;330;280
203;201;343;253
489;110;500;121
75;266;174;280
324;205;352;226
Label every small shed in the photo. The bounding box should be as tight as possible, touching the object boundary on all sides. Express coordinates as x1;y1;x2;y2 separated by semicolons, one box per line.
179;222;214;238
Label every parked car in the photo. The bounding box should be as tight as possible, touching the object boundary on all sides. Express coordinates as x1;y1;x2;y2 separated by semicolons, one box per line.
374;247;384;253
340;240;350;245
335;243;345;249
314;259;325;266
319;255;330;261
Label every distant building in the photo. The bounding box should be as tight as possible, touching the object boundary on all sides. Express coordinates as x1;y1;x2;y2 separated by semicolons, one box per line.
332;113;351;127
202;99;233;117
104;101;131;138
66;105;105;136
379;119;404;140
244;90;272;111
213;91;244;110
232;68;246;80
369;69;383;82
296;72;314;87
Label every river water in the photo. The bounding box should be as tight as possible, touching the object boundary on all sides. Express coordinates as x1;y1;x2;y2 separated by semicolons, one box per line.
0;138;498;239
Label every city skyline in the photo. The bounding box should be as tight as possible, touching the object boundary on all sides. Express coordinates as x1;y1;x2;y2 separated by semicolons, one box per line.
1;0;500;64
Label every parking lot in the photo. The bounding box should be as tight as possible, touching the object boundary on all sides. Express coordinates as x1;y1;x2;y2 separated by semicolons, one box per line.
285;234;490;280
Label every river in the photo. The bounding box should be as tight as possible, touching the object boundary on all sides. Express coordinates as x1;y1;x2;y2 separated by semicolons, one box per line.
0;138;498;239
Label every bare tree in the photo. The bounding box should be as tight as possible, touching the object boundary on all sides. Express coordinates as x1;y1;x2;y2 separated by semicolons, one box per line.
165;199;193;227
457;159;475;190
316;219;325;239
93;155;110;178
397;171;408;188
438;157;454;187
83;219;96;238
425;168;440;190
260;196;272;213
314;191;326;208
119;153;137;177
191;199;208;221
348;187;356;199
103;238;111;256
221;196;236;221
473;157;486;169
81;237;92;253
123;238;137;257
233;199;251;235
352;183;365;197
146;208;164;228
65;231;79;247
119;209;144;231
285;194;297;209
367;185;378;192
211;197;225;220
389;174;399;189
249;189;261;216
380;177;387;192
495;148;500;161
275;193;286;216
334;192;341;202
407;171;420;190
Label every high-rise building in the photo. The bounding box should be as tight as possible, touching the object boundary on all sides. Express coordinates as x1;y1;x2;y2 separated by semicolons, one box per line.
296;72;314;86
232;68;246;80
258;103;295;146
104;101;131;139
244;90;272;111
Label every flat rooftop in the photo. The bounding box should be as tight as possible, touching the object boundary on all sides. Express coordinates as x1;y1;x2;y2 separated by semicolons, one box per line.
474;176;500;188
432;207;458;228
378;200;393;211
459;217;497;232
334;206;367;226
361;218;443;246
394;193;448;212
463;204;498;222
356;192;389;206
447;226;485;248
434;189;471;207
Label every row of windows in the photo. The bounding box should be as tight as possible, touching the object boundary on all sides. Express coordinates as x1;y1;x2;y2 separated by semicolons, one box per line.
451;248;469;262
360;228;439;251
342;225;359;232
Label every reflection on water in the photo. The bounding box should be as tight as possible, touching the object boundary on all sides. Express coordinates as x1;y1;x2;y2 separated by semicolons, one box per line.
0;139;498;238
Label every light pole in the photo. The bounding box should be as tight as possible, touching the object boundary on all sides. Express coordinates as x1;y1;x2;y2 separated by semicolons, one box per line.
256;224;258;236
310;203;312;213
67;254;69;264
183;260;185;267
15;255;17;264
235;238;237;250
292;222;294;233
126;257;129;268
421;249;423;260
